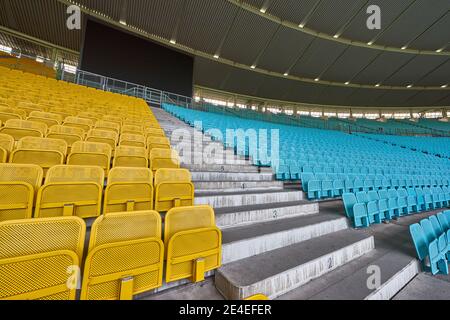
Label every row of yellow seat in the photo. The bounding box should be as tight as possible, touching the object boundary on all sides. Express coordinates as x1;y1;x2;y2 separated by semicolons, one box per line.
0;66;222;300
0;134;178;175
0;163;194;222
0;53;56;78
0;207;222;300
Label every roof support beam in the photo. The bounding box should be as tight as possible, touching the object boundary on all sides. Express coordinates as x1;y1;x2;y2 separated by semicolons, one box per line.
225;0;449;56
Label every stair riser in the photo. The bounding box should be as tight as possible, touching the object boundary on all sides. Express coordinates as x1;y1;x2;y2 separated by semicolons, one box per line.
191;172;274;182
195;191;304;208
365;260;420;300
222;217;347;264
195;181;283;193
216;203;318;229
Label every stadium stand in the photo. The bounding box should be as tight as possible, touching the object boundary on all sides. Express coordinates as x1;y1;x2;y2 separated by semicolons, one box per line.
0;66;222;300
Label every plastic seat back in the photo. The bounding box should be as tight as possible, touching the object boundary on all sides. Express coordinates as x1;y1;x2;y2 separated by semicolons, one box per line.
68;141;112;176
0;133;14;163
409;223;429;261
0;217;85;300
154;168;194;212
150;148;180;172
104;167;153;214
113;145;148;168
164;206;221;283
80;211;163;300
0;163;43;221
35;165;104;219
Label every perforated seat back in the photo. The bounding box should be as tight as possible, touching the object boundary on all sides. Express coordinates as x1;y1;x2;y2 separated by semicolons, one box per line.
145;128;165;137
28;111;63;126
68;141;112;175
88;211;161;250
164;206;221;283
154;169;194;212
150;148;180;172
1;119;47;140
0;217;86;300
0;133;14;162
35;165;104;219
64;116;94;132
121;124;143;135
0;163;43;221
113;146;148;168
104;167;153;214
81;211;163;300
120;133;146;148
147;136;170;151
86;129;118;149
11;137;67;173
95;120;120;133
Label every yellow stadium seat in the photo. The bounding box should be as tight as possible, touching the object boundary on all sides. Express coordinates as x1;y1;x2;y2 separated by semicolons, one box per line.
64;116;94;132
47;125;84;149
95;120;120;134
0;106;26;123
244;294;270;300
154;168;194;212
16;102;44;115
0;119;47;141
0;163;43;222
119;133;146;148
102;115;123;126
121;124;143;135
164;206;221;283
0;133;14;162
10;137;67;174
68;141;112;176
35;165;104;219
78;112;101;123
147;136;170;151
27;111;63;127
123;119;144;127
0;217;86;300
86;129;118;150
113;145;148;168
48;107;76;120
80;211;164;300
103;167;153;214
145;128;165;138
150;148;180;173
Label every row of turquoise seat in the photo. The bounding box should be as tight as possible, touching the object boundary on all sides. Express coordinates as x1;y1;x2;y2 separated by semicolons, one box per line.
410;211;450;275
343;188;450;228
301;173;449;200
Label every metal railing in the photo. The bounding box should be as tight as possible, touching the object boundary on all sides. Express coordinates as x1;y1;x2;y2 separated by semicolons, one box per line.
59;69;450;137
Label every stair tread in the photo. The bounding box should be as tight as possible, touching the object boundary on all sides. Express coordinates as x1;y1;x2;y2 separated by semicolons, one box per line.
218;229;372;286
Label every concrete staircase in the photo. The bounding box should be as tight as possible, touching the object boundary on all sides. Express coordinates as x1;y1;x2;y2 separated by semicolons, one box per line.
145;107;436;301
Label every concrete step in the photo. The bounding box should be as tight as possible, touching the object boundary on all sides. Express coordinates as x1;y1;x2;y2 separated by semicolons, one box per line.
215;201;319;229
215;230;375;300
142;278;225;300
195;189;304;208
191;171;274;182
187;164;259;173
180;156;251;167
393;273;450;300
194;180;283;193
277;249;419;300
221;213;346;264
